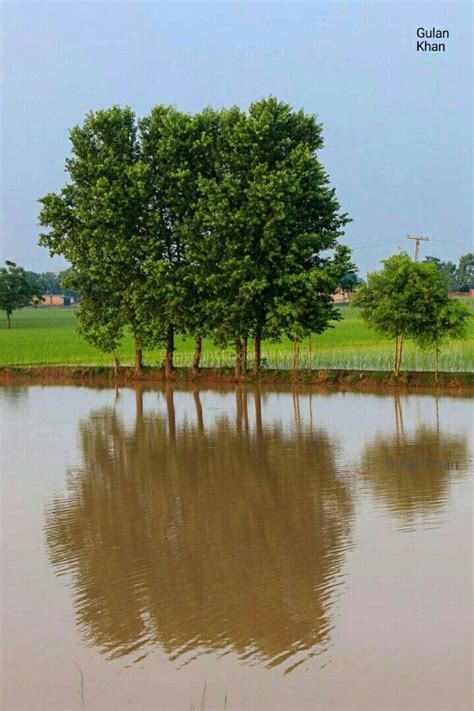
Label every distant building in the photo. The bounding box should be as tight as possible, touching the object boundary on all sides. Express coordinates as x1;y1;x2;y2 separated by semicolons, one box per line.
40;294;75;306
448;291;474;298
332;291;353;304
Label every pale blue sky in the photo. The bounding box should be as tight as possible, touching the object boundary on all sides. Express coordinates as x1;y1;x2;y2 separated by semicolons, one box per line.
1;1;472;273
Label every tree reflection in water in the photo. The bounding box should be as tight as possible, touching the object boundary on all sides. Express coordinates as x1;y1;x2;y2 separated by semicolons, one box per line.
45;387;354;672
359;394;468;524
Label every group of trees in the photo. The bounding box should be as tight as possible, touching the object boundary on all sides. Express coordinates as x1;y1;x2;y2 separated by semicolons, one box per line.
38;98;353;375
0;261;43;329
424;253;474;293
354;253;471;380
5;98;469;378
24;268;79;299
0;263;79;328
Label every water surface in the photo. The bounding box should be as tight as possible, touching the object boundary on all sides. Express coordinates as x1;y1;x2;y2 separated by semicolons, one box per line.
1;386;472;710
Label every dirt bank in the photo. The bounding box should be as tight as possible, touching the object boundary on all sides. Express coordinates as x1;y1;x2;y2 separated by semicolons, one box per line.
0;365;473;394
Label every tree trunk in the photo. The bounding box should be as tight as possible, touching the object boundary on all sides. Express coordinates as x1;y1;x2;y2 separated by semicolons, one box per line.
235;337;243;377
165;324;174;378
135;345;143;375
292;337;301;371
308;335;313;371
113;353;120;376
435;346;439;384
192;334;202;375
242;335;248;375
396;334;404;377
6;312;11;329
253;327;261;375
393;335;399;376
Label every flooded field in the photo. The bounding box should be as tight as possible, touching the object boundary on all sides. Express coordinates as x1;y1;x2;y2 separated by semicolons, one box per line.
0;385;472;710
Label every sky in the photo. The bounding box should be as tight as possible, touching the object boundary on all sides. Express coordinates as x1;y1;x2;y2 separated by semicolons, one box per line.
0;0;472;274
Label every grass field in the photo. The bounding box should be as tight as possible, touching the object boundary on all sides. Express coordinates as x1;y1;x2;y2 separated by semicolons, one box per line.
1;304;473;372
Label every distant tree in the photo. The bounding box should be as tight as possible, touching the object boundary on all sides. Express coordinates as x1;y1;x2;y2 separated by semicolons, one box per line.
424;253;474;292
0;261;43;328
412;298;470;382
24;269;80;301
423;257;457;291
455;253;474;292
25;270;61;295
339;269;361;299
353;253;451;377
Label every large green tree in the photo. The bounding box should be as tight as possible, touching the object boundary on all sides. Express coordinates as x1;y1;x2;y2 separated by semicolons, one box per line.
193;98;351;375
38;106;153;372
0;261;43;328
139;106;221;376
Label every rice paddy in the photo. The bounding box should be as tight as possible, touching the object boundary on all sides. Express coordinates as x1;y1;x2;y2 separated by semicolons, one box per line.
1;303;473;372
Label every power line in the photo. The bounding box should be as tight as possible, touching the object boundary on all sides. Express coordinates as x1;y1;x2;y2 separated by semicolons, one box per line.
428;238;472;248
352;241;404;251
350;238;471;250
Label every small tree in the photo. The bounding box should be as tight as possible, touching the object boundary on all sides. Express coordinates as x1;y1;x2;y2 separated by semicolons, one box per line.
0;261;43;328
412;298;470;382
353;254;420;376
353;253;456;377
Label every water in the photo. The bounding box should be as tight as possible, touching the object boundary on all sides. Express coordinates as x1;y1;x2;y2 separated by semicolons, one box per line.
0;385;472;710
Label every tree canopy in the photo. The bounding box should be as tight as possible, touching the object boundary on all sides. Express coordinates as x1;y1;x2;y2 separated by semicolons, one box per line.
411;297;470;380
39;99;352;374
353;252;471;376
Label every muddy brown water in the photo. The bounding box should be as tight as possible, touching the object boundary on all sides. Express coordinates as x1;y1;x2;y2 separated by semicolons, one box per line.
0;385;472;710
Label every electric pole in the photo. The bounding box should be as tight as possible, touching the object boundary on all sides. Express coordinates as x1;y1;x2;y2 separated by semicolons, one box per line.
407;235;429;261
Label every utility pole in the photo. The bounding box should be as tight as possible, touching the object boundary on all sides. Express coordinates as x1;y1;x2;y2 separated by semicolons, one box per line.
407;235;429;261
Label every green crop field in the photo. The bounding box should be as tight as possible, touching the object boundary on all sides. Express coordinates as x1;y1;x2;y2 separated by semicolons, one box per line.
1;303;473;372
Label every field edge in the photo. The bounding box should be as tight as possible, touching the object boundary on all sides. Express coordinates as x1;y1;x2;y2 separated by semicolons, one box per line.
1;365;473;394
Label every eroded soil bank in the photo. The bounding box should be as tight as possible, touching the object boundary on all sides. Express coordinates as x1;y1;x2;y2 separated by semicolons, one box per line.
0;365;473;394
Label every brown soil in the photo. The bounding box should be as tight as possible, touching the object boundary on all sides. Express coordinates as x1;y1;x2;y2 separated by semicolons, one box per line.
0;365;473;394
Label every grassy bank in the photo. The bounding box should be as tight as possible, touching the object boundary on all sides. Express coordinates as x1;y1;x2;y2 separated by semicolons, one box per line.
0;303;473;372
